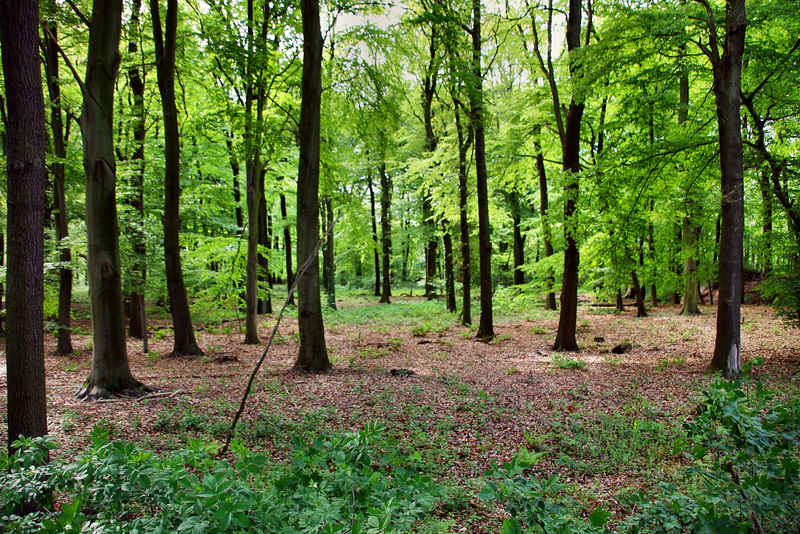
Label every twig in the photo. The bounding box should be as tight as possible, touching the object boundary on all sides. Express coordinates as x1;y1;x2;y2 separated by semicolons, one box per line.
283;385;299;411
221;213;342;455
135;389;184;402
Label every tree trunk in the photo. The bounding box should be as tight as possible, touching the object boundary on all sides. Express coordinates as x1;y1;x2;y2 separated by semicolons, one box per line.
227;135;245;232
534;135;557;310
471;0;494;341
379;162;392;304
151;0;202;356
2;0;49;444
681;215;702;315
368;172;381;297
453;97;472;326
294;0;330;371
553;0;585;351
125;0;147;339
323;195;336;310
257;185;272;314
279;186;295;305
423;196;437;299
705;0;746;377
631;269;648;318
443;220;457;312
42;21;74;354
77;0;145;399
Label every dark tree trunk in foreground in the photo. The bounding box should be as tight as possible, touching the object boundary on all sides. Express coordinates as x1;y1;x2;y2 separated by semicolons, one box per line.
553;0;585;351
699;0;746;377
379;162;392;304
294;0;330;371
2;0;49;444
77;0;145;399
42;21;74;354
368;172;381;297
151;0;202;356
471;0;494;340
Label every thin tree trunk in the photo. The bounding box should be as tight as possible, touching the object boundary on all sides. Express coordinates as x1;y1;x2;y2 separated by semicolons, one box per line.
454;97;472;326
258;183;272;314
379;162;392;304
682;214;702;315
126;0;147;339
279;185;295;305
443;219;457;312
42;21;74;354
78;0;145;399
368;172;381;297
324;195;336;309
509;191;525;286
294;0;330;371
471;0;494;340
2;0;49;444
631;269;648;318
226;135;245;232
704;0;746;377
534;134;556;309
151;0;202;356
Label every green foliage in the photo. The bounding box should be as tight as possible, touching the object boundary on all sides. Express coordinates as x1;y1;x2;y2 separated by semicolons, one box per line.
0;423;440;534
479;455;611;534
551;354;587;371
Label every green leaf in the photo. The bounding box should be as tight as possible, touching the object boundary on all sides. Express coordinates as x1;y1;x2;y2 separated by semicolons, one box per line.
588;506;609;527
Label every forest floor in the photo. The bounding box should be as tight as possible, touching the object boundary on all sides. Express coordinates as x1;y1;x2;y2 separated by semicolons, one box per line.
1;291;799;532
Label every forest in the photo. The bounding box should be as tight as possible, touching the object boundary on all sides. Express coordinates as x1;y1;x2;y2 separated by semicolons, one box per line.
1;0;799;532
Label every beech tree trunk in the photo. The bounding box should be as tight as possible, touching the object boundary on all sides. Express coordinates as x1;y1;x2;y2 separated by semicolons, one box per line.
42;21;74;354
151;0;202;356
509;191;525;286
279;186;295;305
77;0;145;399
294;0;330;371
2;0;49;444
631;270;648;318
471;0;494;341
534;135;557;310
368;172;381;297
379;162;392;304
454;97;472;326
323;195;336;310
443;220;457;312
126;0;147;339
704;0;746;377
553;0;585;351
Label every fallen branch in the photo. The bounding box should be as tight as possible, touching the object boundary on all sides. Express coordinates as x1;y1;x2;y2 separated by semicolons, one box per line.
221;213;342;456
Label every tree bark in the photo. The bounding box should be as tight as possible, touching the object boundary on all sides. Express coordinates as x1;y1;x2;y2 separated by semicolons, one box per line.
702;0;746;377
151;0;202;356
42;21;74;354
471;0;494;341
2;0;49;444
534;134;557;310
368;171;381;297
323;195;336;309
279;185;296;305
125;0;147;339
77;0;146;399
257;183;272;314
509;190;525;285
443;219;457;312
294;0;330;371
379;162;392;304
631;269;648;318
552;0;585;351
454;97;472;325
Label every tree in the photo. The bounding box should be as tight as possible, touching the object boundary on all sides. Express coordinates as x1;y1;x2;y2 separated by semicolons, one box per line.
73;0;146;399
694;0;746;377
1;0;48;445
294;0;331;371
151;0;203;356
469;0;494;341
41;16;74;354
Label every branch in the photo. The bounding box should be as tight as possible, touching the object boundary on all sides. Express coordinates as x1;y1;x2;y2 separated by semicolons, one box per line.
221;212;343;455
64;0;90;27
40;21;89;102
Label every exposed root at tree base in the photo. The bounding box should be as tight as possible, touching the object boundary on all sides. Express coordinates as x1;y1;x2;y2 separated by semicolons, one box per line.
75;382;155;402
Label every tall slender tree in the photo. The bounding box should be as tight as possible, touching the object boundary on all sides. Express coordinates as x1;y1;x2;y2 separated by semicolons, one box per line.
294;0;331;371
694;0;746;377
2;0;49;445
42;18;74;354
151;0;203;356
76;0;146;399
